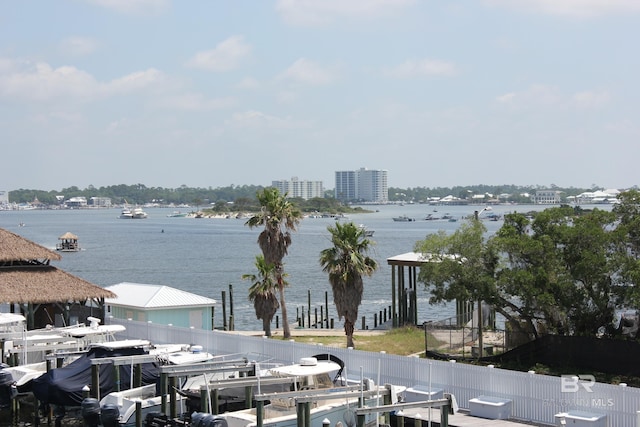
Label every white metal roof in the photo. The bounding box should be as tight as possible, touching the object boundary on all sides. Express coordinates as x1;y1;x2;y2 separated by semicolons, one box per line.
105;282;216;309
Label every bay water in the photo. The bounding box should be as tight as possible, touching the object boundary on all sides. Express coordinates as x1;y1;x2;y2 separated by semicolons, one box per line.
1;203;555;331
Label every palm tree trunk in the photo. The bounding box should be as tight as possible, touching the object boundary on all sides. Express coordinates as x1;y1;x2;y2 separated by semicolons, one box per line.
279;283;291;339
344;320;355;348
263;318;272;337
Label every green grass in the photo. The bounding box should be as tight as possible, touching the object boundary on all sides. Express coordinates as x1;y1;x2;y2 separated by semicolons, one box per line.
287;326;444;356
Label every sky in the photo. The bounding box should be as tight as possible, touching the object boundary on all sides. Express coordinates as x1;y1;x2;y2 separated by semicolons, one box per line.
1;1;639;192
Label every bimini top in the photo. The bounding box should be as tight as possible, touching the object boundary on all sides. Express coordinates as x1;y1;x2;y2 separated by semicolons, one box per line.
269;357;342;377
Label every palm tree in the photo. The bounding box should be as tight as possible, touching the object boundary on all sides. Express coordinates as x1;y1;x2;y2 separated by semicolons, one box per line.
319;221;378;348
245;187;302;339
242;255;280;337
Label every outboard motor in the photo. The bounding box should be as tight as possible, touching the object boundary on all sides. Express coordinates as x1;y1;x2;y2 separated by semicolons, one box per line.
0;369;14;409
191;412;228;427
81;398;101;427
144;411;168;427
100;403;120;427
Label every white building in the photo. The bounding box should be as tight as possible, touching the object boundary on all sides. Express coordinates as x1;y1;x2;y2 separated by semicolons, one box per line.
535;190;562;204
272;177;324;200
568;189;620;204
335;167;388;203
0;190;8;204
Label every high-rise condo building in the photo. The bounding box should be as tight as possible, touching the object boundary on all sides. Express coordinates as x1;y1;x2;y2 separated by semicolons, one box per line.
272;177;324;200
334;168;388;203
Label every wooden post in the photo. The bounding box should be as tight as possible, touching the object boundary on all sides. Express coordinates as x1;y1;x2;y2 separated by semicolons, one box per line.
222;290;227;331
229;284;234;331
325;291;329;328
307;290;311;329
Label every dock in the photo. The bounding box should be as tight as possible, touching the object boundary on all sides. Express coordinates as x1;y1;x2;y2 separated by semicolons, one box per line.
399;407;545;426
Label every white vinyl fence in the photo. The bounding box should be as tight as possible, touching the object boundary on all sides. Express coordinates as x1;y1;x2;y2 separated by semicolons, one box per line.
107;318;640;426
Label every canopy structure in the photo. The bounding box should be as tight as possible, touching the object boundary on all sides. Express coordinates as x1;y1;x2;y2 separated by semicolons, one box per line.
387;252;427;327
0;228;116;329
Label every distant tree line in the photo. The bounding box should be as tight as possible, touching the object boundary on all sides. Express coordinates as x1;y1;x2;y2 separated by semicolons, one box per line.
388;184;602;203
8;182;614;207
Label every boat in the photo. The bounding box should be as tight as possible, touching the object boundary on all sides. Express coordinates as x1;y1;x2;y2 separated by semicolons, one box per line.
167;211;188;218
56;232;80;252
358;224;374;237
132;207;148;219
99;345;221;427
392;215;415;222
204;356;404;427
119;207;134;219
119;206;148;219
29;339;160;409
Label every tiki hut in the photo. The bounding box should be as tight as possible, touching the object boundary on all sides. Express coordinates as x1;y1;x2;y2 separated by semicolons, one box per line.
0;228;116;329
56;231;79;252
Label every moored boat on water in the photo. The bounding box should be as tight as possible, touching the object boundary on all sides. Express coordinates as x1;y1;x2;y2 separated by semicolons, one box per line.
392;215;415;222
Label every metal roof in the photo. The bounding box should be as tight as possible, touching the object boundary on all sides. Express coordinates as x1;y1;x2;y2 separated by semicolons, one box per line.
105;282;216;309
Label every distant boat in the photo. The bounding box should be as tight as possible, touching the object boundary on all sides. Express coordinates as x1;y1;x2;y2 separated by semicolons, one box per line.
358;224;374;237
120;207;148;219
167;211;188;218
56;232;80;252
393;215;415;222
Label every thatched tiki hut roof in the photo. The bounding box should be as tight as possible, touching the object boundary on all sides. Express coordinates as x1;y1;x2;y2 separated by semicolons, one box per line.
0;228;116;329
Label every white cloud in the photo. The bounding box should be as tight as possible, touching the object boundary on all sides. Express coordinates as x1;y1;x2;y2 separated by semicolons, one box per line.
572;90;610;108
82;0;170;15
384;59;457;78
276;0;416;26
59;37;99;56
157;93;237;111
228;110;305;130
484;0;640;18
279;58;339;85
496;85;609;110
107;68;165;94
236;77;260;90
186;36;251;72
0;59;166;102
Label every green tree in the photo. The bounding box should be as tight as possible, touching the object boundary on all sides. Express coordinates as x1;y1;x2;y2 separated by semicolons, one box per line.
319;221;378;349
613;190;640;307
242;255;280;337
415;218;498;356
245;188;302;339
493;207;619;337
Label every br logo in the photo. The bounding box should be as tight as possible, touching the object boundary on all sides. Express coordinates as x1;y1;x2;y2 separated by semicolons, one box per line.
560;375;596;393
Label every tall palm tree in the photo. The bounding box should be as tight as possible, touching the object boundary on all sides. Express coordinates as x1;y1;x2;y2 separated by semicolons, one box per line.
245;187;302;339
242;255;280;337
319;221;378;348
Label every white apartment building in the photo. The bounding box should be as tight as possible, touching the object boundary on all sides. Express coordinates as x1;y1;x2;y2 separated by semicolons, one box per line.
272;177;324;200
535;190;562;204
335;168;388;203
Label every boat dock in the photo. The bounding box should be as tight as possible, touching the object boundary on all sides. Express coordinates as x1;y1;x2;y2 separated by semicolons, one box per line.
398;408;545;426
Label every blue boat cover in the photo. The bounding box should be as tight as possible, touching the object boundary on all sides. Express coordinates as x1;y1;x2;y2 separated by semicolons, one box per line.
31;345;160;407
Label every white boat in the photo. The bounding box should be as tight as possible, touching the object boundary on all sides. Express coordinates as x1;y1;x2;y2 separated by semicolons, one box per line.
99;346;238;427
207;357;403;427
167;211;188;218
119;206;148;219
392;215;415;222
358;224;374;237
132;207;148;219
119;207;134;219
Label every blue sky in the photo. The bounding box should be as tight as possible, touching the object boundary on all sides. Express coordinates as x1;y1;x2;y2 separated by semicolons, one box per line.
1;0;638;192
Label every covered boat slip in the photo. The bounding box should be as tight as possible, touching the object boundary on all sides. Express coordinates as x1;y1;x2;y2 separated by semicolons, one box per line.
387;251;427;327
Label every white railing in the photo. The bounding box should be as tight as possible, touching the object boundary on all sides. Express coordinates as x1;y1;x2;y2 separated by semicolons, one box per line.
108;318;640;426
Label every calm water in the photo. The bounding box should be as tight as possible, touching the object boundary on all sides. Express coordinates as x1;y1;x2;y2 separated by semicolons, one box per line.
0;203;562;330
